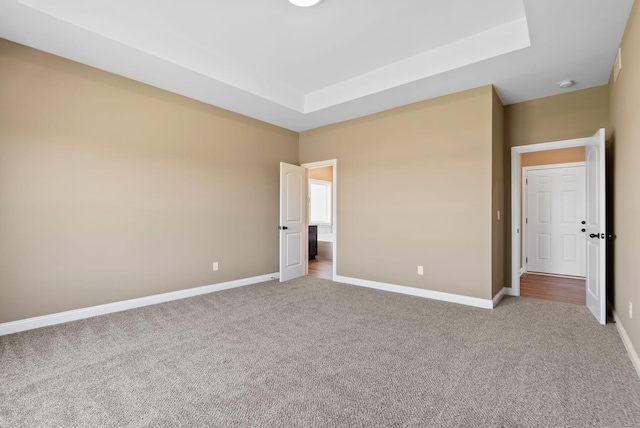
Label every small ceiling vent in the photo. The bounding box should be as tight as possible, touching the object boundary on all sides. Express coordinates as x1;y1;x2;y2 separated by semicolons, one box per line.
558;79;576;89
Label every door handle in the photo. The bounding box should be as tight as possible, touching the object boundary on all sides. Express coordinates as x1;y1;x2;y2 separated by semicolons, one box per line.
589;233;605;239
278;226;288;230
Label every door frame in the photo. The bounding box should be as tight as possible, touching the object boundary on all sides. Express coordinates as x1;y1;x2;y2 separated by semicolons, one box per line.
511;136;596;296
301;159;337;280
521;162;586;277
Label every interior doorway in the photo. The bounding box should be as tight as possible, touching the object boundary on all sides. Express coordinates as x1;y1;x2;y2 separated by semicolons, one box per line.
520;152;587;306
511;129;606;324
302;160;337;281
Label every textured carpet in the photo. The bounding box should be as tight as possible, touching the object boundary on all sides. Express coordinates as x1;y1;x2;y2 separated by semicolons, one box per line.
1;276;639;427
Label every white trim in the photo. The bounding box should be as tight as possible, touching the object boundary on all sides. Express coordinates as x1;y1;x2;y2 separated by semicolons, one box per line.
309;178;332;225
514;136;593;154
492;287;509;307
302;159;337;281
335;275;494;309
613;310;640;379
0;273;278;336
523;162;586;172
301;160;336;170
504;287;519;297
511;134;595;296
522;167;528;275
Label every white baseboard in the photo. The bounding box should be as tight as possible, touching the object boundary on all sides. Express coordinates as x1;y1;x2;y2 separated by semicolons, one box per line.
504;287;519;297
334;275;494;309
612;310;640;379
0;272;279;336
492;287;509;307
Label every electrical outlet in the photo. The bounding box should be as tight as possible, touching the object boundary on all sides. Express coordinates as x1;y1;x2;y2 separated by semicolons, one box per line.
497;210;501;221
630;301;633;319
213;262;219;271
417;266;424;276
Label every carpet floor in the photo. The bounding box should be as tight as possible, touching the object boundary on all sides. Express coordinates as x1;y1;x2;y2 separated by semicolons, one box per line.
1;276;639;427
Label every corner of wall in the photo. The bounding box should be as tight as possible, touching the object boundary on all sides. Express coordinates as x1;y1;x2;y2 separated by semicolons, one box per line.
492;87;506;297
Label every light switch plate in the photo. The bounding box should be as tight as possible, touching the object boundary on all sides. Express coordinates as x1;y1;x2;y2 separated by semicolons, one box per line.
614;47;622;83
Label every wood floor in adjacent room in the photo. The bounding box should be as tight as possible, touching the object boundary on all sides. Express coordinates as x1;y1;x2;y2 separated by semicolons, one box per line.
310;263;586;306
520;272;586;305
308;258;332;280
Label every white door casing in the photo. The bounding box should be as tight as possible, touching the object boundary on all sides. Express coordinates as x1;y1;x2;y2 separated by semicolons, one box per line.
525;165;586;277
585;129;606;324
301;159;338;281
279;162;307;282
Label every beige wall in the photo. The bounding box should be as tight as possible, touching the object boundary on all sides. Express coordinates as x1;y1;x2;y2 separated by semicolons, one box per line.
309;166;333;182
609;0;640;359
0;40;298;323
505;86;610;148
300;86;495;300
492;88;505;297
520;147;585;167
503;87;610;286
3;33;628;329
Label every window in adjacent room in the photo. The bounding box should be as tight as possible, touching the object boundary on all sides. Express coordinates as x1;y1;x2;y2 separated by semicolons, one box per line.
309;179;332;225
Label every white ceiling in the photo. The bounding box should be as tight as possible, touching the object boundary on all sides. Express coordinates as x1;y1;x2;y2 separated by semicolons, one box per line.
0;0;634;132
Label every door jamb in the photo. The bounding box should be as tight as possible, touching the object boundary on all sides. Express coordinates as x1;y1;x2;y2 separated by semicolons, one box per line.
511;138;592;296
521;162;586;277
301;159;337;281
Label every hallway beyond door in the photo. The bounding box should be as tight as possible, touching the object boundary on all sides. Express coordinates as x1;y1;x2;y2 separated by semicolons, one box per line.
520;273;585;305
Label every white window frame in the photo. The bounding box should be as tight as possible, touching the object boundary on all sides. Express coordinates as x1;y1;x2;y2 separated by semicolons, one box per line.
309;179;332;225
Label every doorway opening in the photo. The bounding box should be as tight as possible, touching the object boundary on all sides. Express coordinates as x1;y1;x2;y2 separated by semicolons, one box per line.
520;152;586;305
511;129;606;324
302;160;337;281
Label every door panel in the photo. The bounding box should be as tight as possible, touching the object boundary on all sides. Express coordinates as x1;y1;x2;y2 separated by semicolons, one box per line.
286;232;302;267
286;173;303;223
538;234;551;260
585;129;606;324
538;192;551;223
280;162;306;282
562;190;576;223
526;166;586;276
562;234;576;261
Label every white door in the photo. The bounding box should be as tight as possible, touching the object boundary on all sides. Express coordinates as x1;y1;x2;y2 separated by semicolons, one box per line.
526;166;586;276
585;129;606;324
279;162;306;282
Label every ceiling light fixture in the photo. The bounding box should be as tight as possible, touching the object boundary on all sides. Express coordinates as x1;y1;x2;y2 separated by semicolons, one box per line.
558;79;576;89
289;0;322;7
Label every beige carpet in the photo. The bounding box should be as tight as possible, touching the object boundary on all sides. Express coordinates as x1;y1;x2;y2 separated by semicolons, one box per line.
1;276;639;427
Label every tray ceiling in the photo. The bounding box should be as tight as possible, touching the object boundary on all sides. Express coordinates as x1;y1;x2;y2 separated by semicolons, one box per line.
0;0;634;131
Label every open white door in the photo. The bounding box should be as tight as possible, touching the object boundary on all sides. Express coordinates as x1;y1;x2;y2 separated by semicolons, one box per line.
279;162;306;282
585;129;606;324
